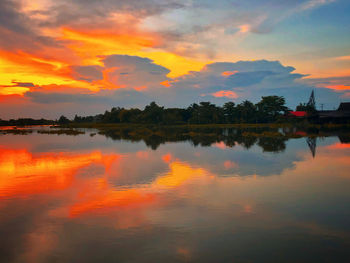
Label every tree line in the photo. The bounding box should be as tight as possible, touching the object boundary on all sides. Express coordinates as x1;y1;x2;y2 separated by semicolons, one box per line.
1;95;312;126
0;118;55;126
70;96;291;125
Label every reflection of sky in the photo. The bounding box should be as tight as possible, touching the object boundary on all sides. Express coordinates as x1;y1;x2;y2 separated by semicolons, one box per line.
0;133;350;262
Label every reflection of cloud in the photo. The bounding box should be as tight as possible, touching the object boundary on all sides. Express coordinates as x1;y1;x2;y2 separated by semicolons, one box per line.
0;148;119;198
69;188;156;217
2;136;350;262
69;161;209;217
162;153;173;163
224;160;238;170
155;161;207;188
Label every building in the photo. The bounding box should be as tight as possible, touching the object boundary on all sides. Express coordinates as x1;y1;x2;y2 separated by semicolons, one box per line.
288;111;308;118
315;102;350;123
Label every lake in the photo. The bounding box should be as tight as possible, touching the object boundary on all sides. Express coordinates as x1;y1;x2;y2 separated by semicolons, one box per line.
1;126;350;263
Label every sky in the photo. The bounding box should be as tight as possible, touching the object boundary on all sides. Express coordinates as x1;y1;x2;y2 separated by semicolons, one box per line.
0;0;349;119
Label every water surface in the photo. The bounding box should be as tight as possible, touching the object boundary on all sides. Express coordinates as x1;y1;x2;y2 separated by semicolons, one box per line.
1;127;350;262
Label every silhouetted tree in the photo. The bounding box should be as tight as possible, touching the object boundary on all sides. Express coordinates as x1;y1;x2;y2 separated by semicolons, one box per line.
58;115;70;124
223;102;237;123
236;100;257;123
256;96;289;123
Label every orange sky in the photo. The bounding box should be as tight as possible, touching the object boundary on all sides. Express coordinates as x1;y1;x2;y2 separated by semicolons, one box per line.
0;0;349;117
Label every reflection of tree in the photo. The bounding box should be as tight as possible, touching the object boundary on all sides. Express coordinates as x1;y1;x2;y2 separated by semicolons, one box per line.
97;125;349;154
257;137;286;153
241;136;258;149
99;126;295;153
306;137;317;158
144;136;166;150
338;135;350;144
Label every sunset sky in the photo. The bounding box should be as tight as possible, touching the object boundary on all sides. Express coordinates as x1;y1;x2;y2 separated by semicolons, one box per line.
0;0;349;119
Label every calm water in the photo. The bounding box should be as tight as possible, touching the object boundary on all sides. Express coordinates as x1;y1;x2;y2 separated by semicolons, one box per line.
1;127;350;263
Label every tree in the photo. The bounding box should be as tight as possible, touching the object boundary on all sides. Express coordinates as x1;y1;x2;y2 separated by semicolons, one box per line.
256;96;289;123
58;115;70;124
141;102;164;124
223;102;237;123
188;102;224;124
236;100;257;123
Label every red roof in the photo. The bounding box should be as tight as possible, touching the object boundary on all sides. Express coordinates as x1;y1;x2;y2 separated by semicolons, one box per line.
289;111;307;117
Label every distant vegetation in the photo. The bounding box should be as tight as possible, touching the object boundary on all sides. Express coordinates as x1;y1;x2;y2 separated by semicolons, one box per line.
0;118;55;126
0;95;316;126
72;96;294;125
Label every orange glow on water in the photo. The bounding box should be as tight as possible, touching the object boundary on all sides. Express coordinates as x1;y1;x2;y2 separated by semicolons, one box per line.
154;162;207;188
224;160;238;169
0;148;119;198
327;143;350;149
68;161;209;217
214;142;228;150
69;189;156;217
162;153;173;163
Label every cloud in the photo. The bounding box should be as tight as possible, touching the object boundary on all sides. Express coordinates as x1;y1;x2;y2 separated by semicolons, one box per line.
299;0;336;11
102;55;170;90
0;81;35;88
0;0;59;52
303;76;350;91
211;90;239;99
333;55;350;61
1;0;337;60
70;65;104;82
10;58;346;118
160;60;310;105
0;81;36;95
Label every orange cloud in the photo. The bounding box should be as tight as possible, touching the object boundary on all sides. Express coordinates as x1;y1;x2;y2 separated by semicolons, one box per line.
60;27;207;78
325;85;350;91
160;80;172;87
134;86;148;91
221;70;239;77
238;24;251;33
0;94;24;103
0;49;100;95
334;55;350;61
211;90;238;99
